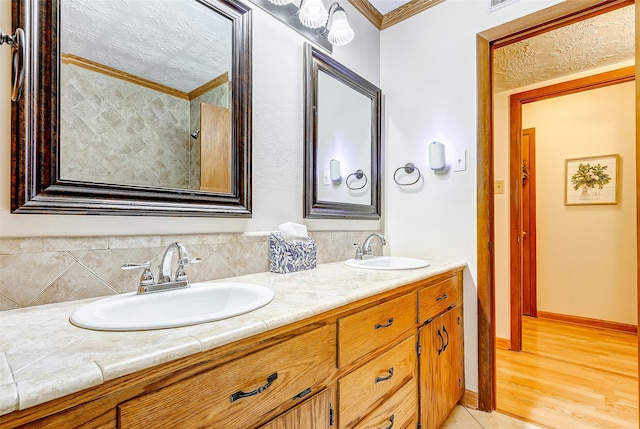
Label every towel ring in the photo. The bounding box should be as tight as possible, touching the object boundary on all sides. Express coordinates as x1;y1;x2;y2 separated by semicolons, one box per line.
346;169;368;190
393;163;421;186
1;27;26;102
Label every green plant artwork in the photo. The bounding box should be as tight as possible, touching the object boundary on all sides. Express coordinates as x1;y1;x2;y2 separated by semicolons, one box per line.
570;162;611;200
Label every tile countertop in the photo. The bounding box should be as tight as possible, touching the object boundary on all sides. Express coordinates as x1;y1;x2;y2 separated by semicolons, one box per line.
0;258;466;417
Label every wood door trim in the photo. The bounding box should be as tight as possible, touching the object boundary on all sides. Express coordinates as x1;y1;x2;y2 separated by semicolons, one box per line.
475;0;635;412
508;67;634;352
522;128;537;318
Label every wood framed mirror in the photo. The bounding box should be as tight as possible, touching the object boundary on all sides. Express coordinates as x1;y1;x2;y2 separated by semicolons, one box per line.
11;0;252;217
303;44;382;219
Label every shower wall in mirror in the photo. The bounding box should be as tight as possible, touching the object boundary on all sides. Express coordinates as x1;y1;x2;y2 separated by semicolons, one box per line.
59;0;232;192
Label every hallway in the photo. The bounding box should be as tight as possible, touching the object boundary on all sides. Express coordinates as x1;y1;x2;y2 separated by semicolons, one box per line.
496;317;638;428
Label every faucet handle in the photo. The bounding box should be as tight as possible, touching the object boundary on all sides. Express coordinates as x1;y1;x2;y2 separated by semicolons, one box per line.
353;244;363;260
175;257;203;282
121;262;155;286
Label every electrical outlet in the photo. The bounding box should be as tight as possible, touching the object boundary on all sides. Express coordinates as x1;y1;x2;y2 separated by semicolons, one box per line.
495;180;505;194
453;151;466;172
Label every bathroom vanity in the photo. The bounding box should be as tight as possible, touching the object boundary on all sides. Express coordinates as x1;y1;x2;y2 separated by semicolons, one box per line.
0;260;465;429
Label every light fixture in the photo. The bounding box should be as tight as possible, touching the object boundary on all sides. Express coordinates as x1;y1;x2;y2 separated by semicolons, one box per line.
428;141;448;174
257;0;354;49
329;158;342;184
324;3;354;46
297;0;329;29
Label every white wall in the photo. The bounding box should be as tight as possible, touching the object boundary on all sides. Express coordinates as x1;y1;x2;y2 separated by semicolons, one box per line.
0;0;381;237
493;60;636;339
380;0;565;394
525;82;637;325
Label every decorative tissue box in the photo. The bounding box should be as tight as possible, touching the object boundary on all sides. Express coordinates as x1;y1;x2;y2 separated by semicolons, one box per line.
269;232;317;274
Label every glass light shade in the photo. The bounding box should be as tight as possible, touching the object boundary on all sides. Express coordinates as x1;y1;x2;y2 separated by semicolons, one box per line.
327;9;354;46
267;0;296;5
298;0;328;29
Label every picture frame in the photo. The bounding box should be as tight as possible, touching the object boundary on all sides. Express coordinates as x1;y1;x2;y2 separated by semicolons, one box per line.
565;154;619;206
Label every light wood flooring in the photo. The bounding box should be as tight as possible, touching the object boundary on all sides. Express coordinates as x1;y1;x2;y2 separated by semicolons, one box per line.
496;316;638;428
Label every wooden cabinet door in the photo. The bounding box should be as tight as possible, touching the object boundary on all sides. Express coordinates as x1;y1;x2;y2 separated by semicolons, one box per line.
418;306;464;429
261;386;335;429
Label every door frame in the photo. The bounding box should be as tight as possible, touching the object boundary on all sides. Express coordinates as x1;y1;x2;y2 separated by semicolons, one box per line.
475;0;637;411
508;68;635;353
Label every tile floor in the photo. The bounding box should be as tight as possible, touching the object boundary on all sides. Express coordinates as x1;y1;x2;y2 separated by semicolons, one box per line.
442;405;544;429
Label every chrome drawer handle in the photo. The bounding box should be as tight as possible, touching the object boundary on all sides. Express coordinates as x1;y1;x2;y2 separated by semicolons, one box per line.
375;367;394;383
230;372;277;403
436;293;448;301
374;317;394;330
379;415;394;429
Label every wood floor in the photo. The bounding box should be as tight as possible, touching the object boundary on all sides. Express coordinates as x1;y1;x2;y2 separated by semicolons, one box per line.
496;316;638;428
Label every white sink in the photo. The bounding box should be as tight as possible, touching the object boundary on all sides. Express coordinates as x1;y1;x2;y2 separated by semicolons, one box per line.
70;282;275;331
344;256;430;270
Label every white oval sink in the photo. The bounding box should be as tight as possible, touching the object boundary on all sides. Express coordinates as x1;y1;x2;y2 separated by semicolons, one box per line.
70;282;275;331
344;256;430;270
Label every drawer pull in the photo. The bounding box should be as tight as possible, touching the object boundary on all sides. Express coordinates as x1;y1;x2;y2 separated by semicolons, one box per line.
230;372;278;403
437;329;445;355
379;414;394;429
442;325;450;351
436;293;448;301
375;367;394;383
374;317;394;330
292;387;312;400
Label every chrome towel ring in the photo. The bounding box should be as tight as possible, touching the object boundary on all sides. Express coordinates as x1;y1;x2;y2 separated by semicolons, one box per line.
1;26;26;102
346;169;368;190
393;162;421;186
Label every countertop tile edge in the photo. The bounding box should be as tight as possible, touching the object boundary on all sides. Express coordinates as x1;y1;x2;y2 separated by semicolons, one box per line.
95;335;203;382
16;362;103;410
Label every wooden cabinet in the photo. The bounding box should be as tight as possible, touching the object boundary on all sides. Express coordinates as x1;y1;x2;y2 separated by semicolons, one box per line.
119;325;336;429
337;293;416;368
338;336;416;428
336;293;418;429
260;387;336;429
2;269;465;429
419;306;464;429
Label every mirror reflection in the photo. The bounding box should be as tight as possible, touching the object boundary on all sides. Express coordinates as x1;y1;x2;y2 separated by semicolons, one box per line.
304;44;381;219
316;70;372;205
60;0;233;192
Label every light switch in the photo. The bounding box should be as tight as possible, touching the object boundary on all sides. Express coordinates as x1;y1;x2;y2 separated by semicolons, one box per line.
495;180;505;194
453;151;466;172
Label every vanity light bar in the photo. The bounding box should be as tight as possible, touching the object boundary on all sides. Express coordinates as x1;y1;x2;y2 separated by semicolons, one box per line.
251;0;354;52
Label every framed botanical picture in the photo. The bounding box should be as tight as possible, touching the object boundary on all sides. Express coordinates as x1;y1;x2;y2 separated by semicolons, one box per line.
565;154;619;205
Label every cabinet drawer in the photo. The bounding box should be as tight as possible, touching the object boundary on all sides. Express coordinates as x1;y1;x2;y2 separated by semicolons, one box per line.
119;325;336;429
338;335;416;429
418;276;460;323
352;379;417;429
338;293;415;367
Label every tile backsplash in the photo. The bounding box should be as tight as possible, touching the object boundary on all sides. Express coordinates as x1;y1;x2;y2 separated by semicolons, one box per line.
0;230;381;311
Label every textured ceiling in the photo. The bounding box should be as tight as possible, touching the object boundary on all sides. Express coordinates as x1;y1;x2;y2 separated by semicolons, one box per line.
493;5;635;93
61;0;233;93
368;0;412;15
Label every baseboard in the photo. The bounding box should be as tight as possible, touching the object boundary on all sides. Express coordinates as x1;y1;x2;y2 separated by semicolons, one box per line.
495;337;510;350
537;311;638;333
460;389;479;409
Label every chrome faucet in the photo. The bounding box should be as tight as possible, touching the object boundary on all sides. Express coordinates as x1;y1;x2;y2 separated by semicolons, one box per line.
354;233;386;260
122;242;201;294
158;242;190;284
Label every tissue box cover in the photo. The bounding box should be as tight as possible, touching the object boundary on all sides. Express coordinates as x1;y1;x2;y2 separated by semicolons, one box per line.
269;232;317;274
